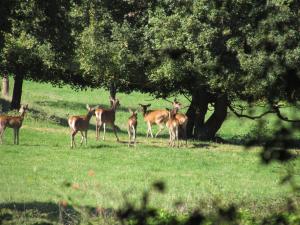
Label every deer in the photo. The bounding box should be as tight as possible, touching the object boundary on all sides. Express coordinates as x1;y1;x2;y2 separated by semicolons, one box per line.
95;97;120;141
172;99;188;146
166;108;180;147
138;104;169;138
68;104;96;148
127;108;138;146
0;104;29;145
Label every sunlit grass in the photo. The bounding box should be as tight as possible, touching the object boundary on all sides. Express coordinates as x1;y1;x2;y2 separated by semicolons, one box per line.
0;79;299;220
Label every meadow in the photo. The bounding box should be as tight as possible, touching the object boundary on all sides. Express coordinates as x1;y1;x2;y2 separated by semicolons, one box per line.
0;80;300;224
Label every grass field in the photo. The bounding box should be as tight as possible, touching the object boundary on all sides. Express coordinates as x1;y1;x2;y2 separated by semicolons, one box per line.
0;80;300;223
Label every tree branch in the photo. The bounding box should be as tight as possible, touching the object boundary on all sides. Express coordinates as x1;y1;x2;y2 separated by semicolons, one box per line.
183;93;192;103
273;104;300;123
228;104;275;120
229;103;300;123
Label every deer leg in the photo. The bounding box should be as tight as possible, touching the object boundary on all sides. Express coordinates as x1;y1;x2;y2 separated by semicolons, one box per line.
71;130;78;148
133;126;136;146
168;129;172;146
0;127;5;144
97;122;102;141
147;122;153;138
16;129;20;145
146;125;149;138
155;124;165;138
13;129;16;144
128;126;131;147
96;120;98;140
171;129;175;147
176;127;179;148
80;131;84;145
113;124;119;142
102;123;106;140
85;130;88;146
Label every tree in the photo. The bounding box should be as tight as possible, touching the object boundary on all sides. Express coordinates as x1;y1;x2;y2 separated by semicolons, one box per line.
142;0;300;140
1;0;77;109
2;74;9;97
74;0;149;100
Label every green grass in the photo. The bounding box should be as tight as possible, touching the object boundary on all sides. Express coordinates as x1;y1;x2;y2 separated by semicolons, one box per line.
0;80;300;223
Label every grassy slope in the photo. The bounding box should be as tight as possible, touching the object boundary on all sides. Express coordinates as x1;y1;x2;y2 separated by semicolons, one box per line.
0;80;299;218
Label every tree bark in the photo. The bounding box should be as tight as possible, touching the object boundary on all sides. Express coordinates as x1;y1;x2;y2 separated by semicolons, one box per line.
186;90;228;140
2;74;9;97
110;82;117;100
186;89;210;138
197;94;228;140
11;73;24;110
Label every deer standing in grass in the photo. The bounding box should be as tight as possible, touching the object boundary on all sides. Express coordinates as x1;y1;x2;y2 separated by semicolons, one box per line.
68;104;95;148
139;104;169;138
0;104;29;145
95;97;120;141
127;108;138;146
172;99;188;146
166;108;180;147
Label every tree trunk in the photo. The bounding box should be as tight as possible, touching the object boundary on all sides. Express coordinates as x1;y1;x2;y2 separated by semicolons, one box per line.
110;82;117;100
197;94;228;140
11;73;24;110
186;90;228;140
186;89;210;138
2;74;9;97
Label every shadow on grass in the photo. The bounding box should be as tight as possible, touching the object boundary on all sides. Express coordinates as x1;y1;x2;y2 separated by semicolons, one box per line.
35;100;131;112
191;143;211;149
219;135;300;149
89;144;115;149
29;106;129;135
29;108;69;127
0;201;114;225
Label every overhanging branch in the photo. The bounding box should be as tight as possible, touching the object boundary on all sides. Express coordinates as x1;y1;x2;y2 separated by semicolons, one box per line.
273;104;300;123
229;103;300;123
228;104;275;120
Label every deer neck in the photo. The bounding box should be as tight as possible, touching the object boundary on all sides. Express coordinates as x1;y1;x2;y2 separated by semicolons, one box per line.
142;109;149;117
86;112;94;121
19;110;26;121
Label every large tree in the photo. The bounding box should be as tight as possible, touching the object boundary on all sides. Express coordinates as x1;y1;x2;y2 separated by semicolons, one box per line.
142;0;300;140
74;0;150;100
1;0;77;109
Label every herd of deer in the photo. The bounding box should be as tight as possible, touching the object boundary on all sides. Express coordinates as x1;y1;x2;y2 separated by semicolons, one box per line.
0;98;188;148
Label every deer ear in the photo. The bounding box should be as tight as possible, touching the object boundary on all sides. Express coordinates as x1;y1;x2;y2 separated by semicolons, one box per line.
128;108;133;113
86;104;90;110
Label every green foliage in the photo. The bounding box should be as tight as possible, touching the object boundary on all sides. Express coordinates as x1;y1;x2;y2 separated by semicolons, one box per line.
0;0;77;85
143;0;300;103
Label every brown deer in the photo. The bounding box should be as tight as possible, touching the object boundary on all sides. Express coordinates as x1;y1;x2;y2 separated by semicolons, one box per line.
95;97;120;141
0;104;29;145
138;104;169;138
166;108;180;147
127;108;138;146
68;104;96;148
172;99;188;146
